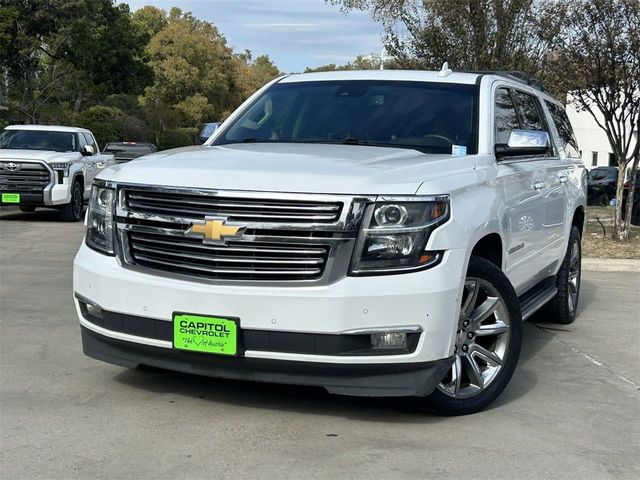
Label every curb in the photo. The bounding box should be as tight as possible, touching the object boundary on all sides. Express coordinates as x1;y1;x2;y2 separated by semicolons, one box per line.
582;258;640;272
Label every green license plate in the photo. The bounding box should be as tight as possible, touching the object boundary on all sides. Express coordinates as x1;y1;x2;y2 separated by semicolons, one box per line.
173;313;238;356
2;193;20;203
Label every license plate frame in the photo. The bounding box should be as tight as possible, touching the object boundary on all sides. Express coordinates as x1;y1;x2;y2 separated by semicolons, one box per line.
172;312;240;356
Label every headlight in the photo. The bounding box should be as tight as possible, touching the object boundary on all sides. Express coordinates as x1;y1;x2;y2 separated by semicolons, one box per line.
49;162;70;176
85;185;115;255
349;196;449;275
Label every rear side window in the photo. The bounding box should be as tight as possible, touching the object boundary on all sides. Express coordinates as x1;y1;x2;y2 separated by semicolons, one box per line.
512;91;544;131
494;88;519;144
545;101;580;158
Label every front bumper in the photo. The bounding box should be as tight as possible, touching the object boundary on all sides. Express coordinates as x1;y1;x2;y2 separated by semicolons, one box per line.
81;326;453;397
0;184;71;207
74;242;466;395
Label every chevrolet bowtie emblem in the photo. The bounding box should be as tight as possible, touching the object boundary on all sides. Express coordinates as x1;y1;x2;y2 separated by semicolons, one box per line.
187;217;245;245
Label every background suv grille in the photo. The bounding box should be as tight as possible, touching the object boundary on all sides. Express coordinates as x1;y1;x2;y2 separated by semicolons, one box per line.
0;162;51;193
125;190;342;223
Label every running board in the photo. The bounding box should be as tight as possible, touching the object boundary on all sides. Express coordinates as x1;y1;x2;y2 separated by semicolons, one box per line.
518;277;558;321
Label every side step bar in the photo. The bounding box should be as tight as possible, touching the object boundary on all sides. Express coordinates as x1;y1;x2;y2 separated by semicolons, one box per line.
518;277;558;321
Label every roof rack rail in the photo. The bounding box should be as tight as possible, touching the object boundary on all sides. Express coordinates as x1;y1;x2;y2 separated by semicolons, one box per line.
460;70;546;92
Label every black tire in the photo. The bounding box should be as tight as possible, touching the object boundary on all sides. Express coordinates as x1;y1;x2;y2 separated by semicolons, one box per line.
423;256;522;416
59;181;84;222
538;226;582;324
19;206;36;213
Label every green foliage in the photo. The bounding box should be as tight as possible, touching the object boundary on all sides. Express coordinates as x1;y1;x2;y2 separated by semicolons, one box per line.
0;2;281;149
158;127;199;150
304;55;387;72
76;106;126;149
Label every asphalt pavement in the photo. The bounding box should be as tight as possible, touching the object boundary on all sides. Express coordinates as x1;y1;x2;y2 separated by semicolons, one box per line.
1;206;639;480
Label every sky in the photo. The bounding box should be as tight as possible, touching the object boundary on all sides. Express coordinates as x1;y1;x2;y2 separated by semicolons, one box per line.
123;0;385;73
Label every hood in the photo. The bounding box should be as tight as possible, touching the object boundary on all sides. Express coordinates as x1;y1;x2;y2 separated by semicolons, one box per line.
0;149;79;163
99;143;476;195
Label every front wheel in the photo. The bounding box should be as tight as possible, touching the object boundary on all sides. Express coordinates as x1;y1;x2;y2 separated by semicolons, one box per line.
59;181;84;222
424;257;522;416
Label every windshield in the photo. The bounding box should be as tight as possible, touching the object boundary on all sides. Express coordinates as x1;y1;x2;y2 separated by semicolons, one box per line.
0;129;78;153
215;80;478;154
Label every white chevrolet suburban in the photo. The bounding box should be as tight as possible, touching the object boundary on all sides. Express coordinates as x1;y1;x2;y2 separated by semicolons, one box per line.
0;125;115;221
73;70;586;415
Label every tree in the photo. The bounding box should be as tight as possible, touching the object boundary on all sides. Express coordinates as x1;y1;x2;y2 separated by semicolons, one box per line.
328;0;558;77
546;0;640;240
141;7;239;139
0;0;151;122
304;54;386;72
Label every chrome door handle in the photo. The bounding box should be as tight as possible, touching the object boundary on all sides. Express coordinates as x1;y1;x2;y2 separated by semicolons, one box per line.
533;181;546;190
558;175;568;183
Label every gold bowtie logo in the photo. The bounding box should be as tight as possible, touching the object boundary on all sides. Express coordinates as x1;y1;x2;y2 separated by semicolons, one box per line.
187;217;245;245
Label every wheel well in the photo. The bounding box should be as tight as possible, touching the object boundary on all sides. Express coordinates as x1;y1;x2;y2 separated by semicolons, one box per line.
471;233;503;269
572;206;585;236
73;174;84;187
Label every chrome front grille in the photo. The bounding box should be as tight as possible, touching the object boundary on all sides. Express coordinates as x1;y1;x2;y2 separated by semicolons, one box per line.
125;190;342;223
0;161;52;193
116;186;367;286
127;231;330;281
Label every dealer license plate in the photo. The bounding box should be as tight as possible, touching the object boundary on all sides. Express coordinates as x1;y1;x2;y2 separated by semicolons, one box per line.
2;193;20;203
173;313;238;356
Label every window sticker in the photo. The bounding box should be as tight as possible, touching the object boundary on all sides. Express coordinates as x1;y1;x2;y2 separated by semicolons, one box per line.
452;145;467;157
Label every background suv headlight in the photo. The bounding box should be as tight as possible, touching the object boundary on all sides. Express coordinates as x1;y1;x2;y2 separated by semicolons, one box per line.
86;184;115;255
349;196;449;275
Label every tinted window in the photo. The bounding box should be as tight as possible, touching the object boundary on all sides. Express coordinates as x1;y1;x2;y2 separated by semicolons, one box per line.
216;80;479;154
588;169;616;181
512;91;544;130
0;129;78;152
494;88;519;144
545;101;580;158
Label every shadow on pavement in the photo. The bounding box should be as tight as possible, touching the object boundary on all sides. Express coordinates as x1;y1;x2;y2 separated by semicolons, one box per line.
0;206;76;222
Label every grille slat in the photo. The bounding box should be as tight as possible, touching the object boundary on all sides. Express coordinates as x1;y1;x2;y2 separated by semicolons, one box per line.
129;233;326;255
133;253;322;278
125;190;342;223
0;162;51;192
131;243;325;265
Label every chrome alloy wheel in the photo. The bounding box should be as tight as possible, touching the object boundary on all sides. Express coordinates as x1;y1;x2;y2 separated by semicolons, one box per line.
567;237;581;314
437;278;511;399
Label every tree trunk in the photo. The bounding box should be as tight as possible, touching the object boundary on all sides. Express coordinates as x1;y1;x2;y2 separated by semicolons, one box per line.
623;155;639;233
612;159;629;241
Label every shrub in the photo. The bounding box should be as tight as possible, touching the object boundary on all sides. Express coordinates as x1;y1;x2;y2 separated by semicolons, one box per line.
158;127;198;150
76;106;125;149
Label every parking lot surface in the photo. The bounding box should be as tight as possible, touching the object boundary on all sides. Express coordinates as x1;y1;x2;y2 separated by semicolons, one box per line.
1;207;639;479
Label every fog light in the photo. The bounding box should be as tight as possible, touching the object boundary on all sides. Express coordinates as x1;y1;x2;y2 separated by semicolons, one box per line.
371;332;407;349
85;303;103;319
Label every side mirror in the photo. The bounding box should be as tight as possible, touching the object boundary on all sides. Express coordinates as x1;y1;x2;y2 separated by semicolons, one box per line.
81;145;95;156
495;130;550;159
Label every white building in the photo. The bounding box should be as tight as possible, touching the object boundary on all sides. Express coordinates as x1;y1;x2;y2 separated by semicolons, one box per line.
566;99;638;169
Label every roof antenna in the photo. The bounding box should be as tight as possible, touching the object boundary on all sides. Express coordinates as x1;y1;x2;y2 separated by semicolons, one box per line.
438;62;452;78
